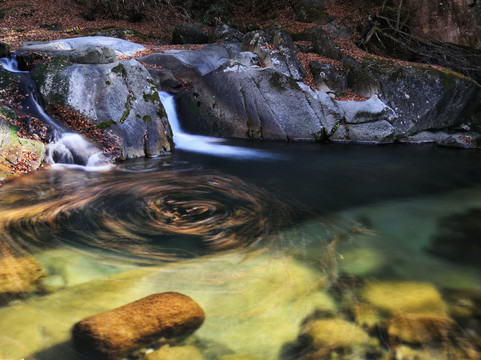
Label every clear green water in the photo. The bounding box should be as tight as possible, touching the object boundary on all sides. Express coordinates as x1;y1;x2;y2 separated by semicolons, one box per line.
0;142;480;359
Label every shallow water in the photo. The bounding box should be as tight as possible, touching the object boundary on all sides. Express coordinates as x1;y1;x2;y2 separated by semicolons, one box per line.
0;141;480;360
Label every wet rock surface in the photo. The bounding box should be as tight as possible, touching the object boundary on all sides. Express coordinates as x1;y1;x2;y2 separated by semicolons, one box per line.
72;292;205;359
0;252;45;300
31;57;172;159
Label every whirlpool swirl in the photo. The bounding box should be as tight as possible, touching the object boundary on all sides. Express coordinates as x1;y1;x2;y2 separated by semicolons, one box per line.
0;168;300;261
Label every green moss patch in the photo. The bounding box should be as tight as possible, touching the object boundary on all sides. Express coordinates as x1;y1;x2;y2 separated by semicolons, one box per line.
96;119;117;129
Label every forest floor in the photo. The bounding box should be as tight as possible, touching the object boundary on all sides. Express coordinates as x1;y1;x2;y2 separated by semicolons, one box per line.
0;0;375;51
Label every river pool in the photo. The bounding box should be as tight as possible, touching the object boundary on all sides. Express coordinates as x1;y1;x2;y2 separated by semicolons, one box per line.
0;141;480;359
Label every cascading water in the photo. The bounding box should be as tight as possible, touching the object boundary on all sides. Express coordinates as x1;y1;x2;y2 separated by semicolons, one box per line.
0;55;27;73
159;91;277;159
1;56;110;169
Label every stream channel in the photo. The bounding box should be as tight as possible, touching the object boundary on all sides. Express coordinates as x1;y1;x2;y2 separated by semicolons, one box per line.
0;57;481;360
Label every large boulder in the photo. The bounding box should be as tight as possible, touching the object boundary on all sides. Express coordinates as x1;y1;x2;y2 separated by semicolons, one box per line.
405;0;481;50
67;45;117;64
31;58;173;159
0;116;45;182
346;57;481;137
140;44;236;81
73;292;205;359
242;30;306;80
18;36;146;57
175;62;336;141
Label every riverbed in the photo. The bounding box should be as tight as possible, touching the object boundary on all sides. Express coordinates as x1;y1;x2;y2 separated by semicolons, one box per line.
0;141;480;359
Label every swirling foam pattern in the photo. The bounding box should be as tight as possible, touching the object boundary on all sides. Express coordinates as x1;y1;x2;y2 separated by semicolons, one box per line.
0;168;297;261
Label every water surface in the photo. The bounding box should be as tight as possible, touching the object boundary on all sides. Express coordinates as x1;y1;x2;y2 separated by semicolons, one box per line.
0;142;480;359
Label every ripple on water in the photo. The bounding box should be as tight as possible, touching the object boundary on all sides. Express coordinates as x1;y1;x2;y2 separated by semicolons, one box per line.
0;168;302;262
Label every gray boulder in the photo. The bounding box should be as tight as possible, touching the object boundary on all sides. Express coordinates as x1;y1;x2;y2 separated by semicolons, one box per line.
175;61;334;141
242;30;306;80
18;36;146;57
211;25;244;43
68;45;117;64
140;44;235;81
32;59;172;159
346;57;481;137
309;61;347;94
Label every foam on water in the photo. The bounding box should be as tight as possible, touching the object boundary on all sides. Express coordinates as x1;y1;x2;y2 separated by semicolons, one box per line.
46;133;112;170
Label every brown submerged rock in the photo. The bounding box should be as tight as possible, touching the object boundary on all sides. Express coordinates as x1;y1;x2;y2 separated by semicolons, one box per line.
72;292;205;359
0;253;46;298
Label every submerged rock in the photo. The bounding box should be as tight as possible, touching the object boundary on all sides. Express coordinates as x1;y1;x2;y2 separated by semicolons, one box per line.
0;252;335;360
388;312;454;344
0;251;46;299
427;208;481;269
300;318;372;348
145;345;204;360
360;281;447;315
72;292;205;359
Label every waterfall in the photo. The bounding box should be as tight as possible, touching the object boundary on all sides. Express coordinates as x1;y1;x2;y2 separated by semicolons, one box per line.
0;55;27;73
159;91;276;159
1;56;110;169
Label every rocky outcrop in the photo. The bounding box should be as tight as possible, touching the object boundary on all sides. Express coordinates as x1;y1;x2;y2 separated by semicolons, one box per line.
140;44;236;81
72;292;205;359
18;36;146;57
67;45;117;64
142;29;481;146
405;0;481;50
175;62;334;141
6;32;481;152
0;117;45;182
242;30;306;80
346;57;481;137
31;57;172;159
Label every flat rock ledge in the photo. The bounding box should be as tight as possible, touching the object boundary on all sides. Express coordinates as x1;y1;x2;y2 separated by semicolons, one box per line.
72;292;205;359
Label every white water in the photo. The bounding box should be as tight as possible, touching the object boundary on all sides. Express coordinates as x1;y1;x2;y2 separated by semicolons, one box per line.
45;133;111;170
159;91;277;159
1;56;110;169
0;56;28;73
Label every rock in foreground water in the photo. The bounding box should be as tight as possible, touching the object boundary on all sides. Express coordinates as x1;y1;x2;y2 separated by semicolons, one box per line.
0;253;45;298
72;292;205;359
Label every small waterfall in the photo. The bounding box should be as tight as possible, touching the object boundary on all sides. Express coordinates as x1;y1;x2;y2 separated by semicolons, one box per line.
45;133;110;169
0;55;27;73
159;92;276;159
1;56;110;169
